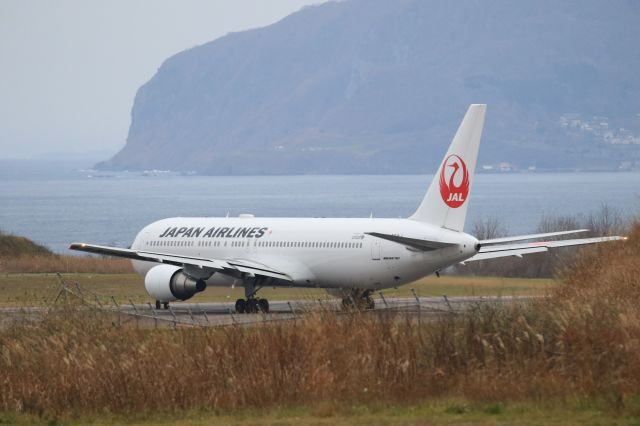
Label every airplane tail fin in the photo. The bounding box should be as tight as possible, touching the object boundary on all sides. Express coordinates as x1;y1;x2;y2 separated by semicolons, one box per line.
409;104;486;232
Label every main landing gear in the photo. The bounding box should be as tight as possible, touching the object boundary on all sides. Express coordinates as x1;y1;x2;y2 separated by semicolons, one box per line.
341;289;375;311
155;300;170;310
235;278;270;314
235;298;269;314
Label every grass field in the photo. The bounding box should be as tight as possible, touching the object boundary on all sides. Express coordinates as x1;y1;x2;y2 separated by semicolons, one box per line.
1;398;636;425
0;273;555;306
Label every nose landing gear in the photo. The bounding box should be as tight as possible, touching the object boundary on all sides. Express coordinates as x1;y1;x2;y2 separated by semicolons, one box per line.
341;289;375;311
155;300;170;310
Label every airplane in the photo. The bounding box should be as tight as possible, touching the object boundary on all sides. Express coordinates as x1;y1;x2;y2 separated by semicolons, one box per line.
70;104;625;313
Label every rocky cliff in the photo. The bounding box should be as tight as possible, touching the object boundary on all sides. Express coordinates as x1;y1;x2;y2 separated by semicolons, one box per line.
98;0;640;174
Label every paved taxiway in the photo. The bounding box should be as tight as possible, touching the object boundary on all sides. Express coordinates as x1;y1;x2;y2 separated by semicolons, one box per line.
0;295;534;328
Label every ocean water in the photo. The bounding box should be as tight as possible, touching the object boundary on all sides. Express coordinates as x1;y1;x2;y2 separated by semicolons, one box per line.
1;166;639;253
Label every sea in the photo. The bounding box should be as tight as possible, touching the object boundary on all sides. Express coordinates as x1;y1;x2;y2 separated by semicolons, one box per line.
1;160;639;254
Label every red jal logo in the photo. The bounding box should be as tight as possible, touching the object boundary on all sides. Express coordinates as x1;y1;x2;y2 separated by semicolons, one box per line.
439;154;469;208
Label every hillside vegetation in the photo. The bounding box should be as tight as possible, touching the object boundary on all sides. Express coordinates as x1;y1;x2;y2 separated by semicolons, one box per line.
0;231;51;257
0;232;132;274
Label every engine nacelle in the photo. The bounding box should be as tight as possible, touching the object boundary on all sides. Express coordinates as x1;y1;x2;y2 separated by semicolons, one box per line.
144;264;206;302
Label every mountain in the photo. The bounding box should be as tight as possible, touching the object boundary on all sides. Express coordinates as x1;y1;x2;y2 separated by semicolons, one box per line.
98;0;640;174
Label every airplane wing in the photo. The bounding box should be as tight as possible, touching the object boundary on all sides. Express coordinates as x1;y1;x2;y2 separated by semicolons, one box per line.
464;236;626;262
68;243;292;281
365;232;454;251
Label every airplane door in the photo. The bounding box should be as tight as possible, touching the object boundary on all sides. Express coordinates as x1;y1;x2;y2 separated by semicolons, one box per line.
371;240;381;260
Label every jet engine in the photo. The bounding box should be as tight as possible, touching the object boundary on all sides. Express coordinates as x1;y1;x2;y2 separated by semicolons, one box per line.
144;264;206;302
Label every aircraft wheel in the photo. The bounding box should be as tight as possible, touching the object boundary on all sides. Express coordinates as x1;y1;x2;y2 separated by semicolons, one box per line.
163;302;169;310
155;300;161;310
366;297;375;310
235;298;246;314
247;298;259;313
258;298;269;313
341;297;354;310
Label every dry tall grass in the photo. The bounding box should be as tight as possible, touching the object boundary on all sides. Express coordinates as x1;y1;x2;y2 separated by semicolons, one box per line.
0;224;637;418
0;255;134;274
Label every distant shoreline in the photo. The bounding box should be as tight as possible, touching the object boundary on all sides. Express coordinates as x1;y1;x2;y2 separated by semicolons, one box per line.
1;158;639;180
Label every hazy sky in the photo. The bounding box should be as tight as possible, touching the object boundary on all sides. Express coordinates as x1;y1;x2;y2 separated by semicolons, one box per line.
0;0;325;159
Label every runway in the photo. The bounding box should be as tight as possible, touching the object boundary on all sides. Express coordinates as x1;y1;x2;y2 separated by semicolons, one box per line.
0;295;534;328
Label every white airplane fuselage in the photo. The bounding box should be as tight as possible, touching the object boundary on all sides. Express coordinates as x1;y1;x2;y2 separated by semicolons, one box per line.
70;105;624;310
131;217;479;291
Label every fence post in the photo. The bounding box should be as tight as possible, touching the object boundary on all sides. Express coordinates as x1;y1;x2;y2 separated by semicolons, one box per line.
148;302;158;329
169;306;178;329
111;296;121;326
128;299;140;328
53;273;69;304
378;291;388;308
75;282;84;300
443;295;453;312
228;307;236;324
411;288;421;323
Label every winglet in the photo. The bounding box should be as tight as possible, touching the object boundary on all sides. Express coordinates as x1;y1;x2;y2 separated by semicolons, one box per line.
410;104;486;232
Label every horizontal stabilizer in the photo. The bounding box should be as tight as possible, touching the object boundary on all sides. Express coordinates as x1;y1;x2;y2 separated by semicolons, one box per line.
365;232;454;251
463;236;625;262
479;229;589;245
